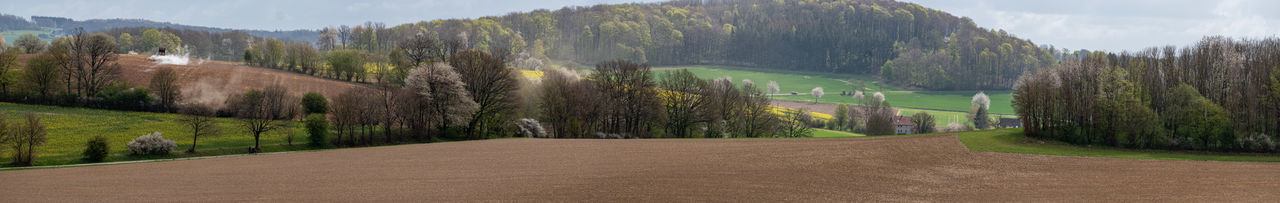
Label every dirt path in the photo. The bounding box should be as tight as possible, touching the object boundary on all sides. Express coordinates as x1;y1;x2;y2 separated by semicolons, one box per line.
2;135;1277;201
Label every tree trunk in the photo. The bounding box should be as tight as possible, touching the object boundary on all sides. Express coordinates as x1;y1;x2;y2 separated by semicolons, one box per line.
188;135;198;153
252;132;261;153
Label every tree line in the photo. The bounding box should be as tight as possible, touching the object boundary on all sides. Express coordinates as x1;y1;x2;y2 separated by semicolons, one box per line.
1013;36;1280;152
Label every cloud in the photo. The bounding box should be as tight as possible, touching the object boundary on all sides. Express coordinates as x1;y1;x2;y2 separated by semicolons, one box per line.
346;2;371;12
1190;0;1276;38
909;0;1280;52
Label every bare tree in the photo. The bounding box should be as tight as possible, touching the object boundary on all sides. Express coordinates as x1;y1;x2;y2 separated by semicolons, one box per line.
5;112;47;166
330;89;363;145
911;111;936;134
398;33;443;67
590;60;662;138
317;27;339;52
538;68;597;138
778;107;814;137
704;78;741;137
75;31;123;99
864;93;896;136
150;67;182;112
228;84;298;152
337;25;352;48
658;69;710;138
23;53;62;99
450;50;521;139
734;81;780;138
178;105;220;153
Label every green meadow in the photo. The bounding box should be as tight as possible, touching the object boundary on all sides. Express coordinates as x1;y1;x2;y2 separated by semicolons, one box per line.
1;29;56;46
958;129;1280;162
0;102;309;167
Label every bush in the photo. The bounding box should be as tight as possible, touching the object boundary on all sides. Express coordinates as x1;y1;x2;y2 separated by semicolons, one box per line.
1238;133;1275;152
515;118;546;138
941;122;972;132
301;92;329;114
127;132;177;155
82;136;110;162
306;114;329;147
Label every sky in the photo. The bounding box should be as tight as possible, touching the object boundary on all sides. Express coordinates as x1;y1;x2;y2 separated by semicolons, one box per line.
907;0;1280;52
2;0;1277;52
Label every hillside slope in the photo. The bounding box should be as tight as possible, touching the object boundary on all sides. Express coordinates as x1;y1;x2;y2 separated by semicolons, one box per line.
15;54;373;106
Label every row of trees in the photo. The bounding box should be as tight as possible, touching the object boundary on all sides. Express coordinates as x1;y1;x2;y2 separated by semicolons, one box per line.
1013;36;1280;152
539;62;787;138
316;47;804;142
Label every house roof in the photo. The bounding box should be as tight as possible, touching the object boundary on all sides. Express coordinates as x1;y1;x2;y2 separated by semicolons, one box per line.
998;117;1018;123
999;118;1021;125
894;116;914;126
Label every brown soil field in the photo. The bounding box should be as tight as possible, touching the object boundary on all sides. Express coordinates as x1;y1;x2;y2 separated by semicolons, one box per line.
14;54;374;107
2;135;1277;202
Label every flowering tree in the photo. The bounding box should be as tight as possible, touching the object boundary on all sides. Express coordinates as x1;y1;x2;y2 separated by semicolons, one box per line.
811;87;824;103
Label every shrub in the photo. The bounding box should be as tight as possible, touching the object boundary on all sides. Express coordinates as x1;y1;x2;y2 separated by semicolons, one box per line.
82;136;110;162
515;118;546;138
1238;133;1276;152
306;114;329;147
301;92;329;114
941;122;972;132
127;132;177;155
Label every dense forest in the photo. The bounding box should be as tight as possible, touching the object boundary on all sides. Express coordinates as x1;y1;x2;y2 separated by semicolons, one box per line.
0;14;41;31
9;0;1056;90
308;0;1055;90
1013;36;1280;152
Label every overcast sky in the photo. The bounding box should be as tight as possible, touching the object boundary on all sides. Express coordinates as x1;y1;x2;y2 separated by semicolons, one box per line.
907;0;1280;52
2;0;1276;52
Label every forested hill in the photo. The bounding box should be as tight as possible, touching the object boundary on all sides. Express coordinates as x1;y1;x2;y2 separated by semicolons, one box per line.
5;0;1056;90
393;0;1055;90
0;14;317;44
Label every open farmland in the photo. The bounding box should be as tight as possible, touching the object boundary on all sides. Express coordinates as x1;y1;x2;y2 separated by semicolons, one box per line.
653;66;1014;115
2;133;1277;201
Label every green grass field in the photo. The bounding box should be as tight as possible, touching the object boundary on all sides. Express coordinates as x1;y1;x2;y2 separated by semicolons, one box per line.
957;128;1280;162
1;29;55;46
811;128;865;138
653;66;1014;115
0;102;309;167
